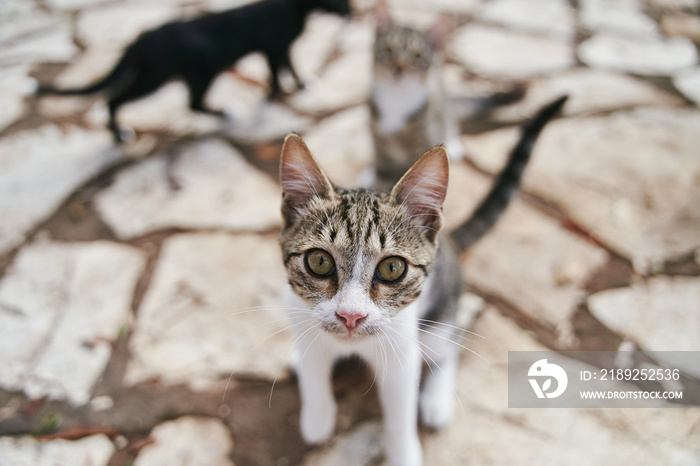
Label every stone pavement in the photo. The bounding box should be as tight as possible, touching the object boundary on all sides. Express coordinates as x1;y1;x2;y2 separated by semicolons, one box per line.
1;0;700;464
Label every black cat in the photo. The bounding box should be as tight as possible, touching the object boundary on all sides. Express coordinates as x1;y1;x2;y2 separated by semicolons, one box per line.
38;0;351;142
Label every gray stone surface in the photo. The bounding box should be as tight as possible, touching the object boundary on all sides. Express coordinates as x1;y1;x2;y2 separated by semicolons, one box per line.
46;0;110;9
290;19;373;115
300;421;382;466
661;13;700;42
0;65;29;132
0;10;78;66
76;3;178;50
395;0;483;14
291;13;348;85
442;161;493;231
0;125;117;256
492;68;683;122
125;233;291;390
674;67;700;105
461;200;608;332
95;139;281;239
578;33;698;76
464;108;700;272
580;0;659;37
291;50;372;115
0;434;115;466
450;24;574;78
116;81;223;136
302;105;373;188
225;102;313;143
588;277;700;378
477;0;576;39
0;240;145;405
134;416;235;466
51;48;123;90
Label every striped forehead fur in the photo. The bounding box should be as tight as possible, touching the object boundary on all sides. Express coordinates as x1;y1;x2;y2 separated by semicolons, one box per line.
281;187;436;260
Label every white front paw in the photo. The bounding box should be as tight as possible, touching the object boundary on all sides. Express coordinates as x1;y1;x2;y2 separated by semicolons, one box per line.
300;397;337;444
386;435;422;466
420;388;454;429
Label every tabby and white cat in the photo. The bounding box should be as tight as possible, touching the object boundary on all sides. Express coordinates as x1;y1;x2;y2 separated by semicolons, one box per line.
279;96;566;465
368;2;462;191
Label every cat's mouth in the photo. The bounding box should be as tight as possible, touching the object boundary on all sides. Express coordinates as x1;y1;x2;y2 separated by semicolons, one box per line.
322;322;377;340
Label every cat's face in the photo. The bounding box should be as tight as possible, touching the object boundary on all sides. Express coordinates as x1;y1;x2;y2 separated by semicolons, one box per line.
279;135;448;340
373;3;450;82
374;26;435;77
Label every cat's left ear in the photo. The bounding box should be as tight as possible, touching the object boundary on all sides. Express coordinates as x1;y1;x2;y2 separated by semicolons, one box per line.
390;146;449;240
280;134;334;225
429;14;454;50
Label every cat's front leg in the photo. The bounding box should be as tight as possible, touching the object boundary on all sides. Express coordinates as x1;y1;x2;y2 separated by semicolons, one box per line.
374;334;423;466
295;335;337;444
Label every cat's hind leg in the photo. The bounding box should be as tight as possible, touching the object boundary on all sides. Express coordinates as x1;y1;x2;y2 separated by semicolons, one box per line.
186;72;225;117
107;72;165;142
418;322;459;429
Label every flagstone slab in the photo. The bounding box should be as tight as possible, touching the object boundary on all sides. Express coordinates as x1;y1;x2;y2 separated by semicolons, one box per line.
0;18;77;66
76;3;178;50
124;233;291;390
578;33;698;76
460;200;608;330
302;105;373;189
588;276;700;378
463;108;700;272
580;0;659;37
477;0;576;39
0;125;117;256
674;67;700;105
94;138;281;239
0;240;145;405
492;68;683;123
450;24;574;78
0;65;29;132
134;416;235;466
0;434;114;466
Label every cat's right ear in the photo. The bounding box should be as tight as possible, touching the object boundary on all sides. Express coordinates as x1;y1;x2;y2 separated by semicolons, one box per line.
390;146;449;241
280;134;334;225
374;0;393;32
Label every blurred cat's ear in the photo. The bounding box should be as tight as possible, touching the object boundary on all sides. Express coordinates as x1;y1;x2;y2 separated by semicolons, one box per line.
280;134;334;225
390;146;449;240
374;0;393;32
428;14;453;49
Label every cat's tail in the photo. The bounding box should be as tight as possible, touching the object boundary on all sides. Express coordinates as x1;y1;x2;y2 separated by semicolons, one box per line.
36;50;133;97
449;95;568;252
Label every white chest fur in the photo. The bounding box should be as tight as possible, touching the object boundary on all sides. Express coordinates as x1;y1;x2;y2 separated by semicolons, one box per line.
372;75;429;135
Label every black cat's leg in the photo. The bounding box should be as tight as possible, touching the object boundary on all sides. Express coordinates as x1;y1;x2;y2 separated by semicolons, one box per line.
108;75;164;143
107;102;123;143
187;72;225;117
265;54;284;99
283;49;305;91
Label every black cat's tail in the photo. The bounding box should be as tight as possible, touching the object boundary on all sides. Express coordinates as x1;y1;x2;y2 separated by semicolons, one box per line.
37;50;133;97
450;95;568;252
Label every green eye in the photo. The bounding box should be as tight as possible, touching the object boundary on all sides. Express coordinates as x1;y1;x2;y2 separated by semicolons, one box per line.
305;249;336;277
376;256;406;283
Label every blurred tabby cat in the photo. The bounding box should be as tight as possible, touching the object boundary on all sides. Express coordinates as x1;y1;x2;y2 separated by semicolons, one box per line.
368;1;524;190
37;0;351;142
279;96;567;465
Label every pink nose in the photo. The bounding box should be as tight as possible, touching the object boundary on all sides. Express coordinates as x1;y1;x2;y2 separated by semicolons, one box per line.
336;311;367;329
